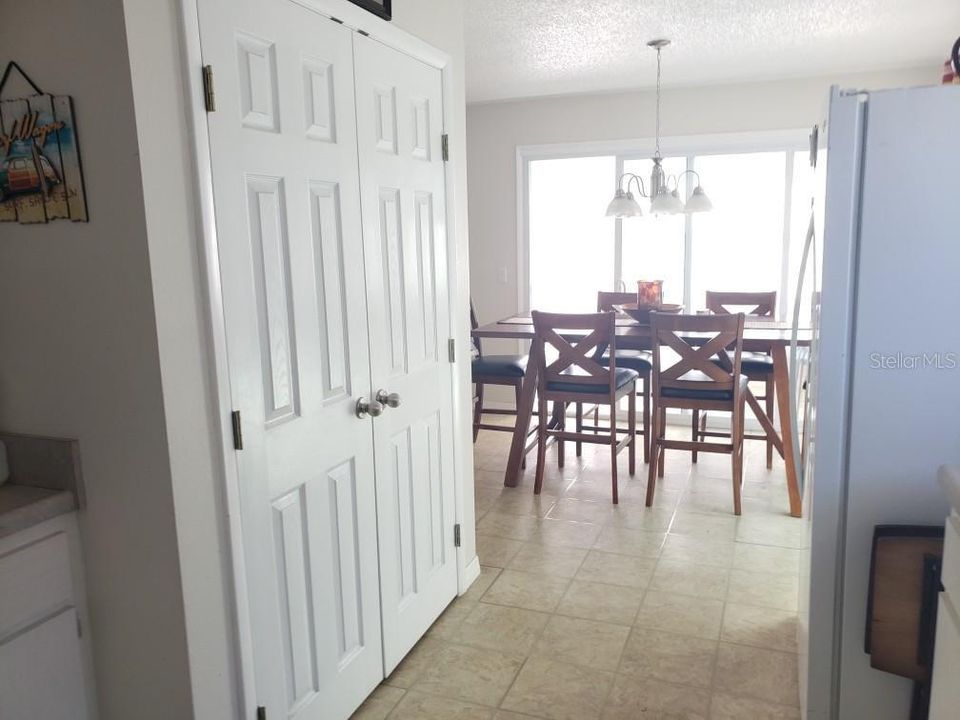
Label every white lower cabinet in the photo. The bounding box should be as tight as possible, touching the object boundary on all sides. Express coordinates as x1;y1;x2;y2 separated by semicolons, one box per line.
0;608;89;720
0;514;95;719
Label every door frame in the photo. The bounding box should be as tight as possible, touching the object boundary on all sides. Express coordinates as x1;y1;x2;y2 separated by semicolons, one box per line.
176;0;477;715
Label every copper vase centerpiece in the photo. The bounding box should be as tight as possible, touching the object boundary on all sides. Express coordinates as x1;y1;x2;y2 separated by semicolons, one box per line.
636;280;664;307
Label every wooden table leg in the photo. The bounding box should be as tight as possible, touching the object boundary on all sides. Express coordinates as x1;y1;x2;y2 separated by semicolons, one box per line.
746;389;784;459
504;339;541;488
772;344;803;517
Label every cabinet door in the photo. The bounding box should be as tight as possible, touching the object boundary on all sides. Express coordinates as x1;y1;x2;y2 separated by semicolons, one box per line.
354;34;459;672
197;0;383;717
0;608;88;720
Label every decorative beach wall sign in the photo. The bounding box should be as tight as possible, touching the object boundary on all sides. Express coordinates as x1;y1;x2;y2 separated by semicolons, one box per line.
0;62;88;224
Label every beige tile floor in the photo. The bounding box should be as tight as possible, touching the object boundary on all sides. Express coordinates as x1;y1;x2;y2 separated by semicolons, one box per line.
353;421;805;720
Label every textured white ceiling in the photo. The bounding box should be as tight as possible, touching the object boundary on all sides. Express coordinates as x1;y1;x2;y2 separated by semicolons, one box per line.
465;0;960;102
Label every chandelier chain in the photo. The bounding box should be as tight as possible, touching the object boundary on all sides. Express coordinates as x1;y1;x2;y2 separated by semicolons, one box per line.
655;46;662;157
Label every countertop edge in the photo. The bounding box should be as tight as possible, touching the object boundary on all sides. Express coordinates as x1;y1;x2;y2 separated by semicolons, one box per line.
0;489;77;540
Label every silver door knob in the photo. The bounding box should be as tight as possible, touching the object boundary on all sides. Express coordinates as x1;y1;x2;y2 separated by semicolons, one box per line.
376;390;401;408
355;397;384;418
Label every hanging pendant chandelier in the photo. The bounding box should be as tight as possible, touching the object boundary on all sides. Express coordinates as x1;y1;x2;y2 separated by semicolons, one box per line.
605;39;713;218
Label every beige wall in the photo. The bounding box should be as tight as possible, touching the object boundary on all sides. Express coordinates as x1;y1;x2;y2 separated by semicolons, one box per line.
466;66;934;332
0;1;193;718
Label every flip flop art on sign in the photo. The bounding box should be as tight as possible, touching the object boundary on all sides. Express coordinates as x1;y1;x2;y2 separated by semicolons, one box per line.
0;62;88;224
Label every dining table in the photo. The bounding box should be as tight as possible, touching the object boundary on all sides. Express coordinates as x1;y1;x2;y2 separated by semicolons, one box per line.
472;313;813;518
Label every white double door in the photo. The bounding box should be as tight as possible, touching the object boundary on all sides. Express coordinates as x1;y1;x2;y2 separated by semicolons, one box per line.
198;1;458;717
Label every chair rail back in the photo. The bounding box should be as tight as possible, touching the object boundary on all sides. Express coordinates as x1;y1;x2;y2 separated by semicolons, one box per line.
650;312;745;399
597;291;638;312
705;291;777;318
470;300;483;357
531;311;617;394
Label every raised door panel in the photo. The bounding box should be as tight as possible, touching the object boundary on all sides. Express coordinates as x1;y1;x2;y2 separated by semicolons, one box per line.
198;1;382;718
354;34;458;673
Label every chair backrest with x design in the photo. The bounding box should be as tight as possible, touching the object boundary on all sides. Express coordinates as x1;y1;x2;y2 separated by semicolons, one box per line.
596;291;637;312
531;311;617;396
649;312;745;403
470;300;484;358
705;291;776;318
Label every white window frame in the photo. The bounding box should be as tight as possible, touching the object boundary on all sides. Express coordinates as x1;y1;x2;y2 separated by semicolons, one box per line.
517;129;810;319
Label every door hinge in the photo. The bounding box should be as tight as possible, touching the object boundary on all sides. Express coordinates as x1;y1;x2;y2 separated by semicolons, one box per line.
231;410;243;450
454;523;461;548
441;133;449;161
447;338;456;363
256;707;266;720
202;65;216;112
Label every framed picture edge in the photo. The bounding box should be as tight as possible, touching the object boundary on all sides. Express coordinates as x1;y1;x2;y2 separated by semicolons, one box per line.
347;0;391;21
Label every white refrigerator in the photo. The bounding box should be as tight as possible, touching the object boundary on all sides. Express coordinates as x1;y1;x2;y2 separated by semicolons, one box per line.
798;83;960;720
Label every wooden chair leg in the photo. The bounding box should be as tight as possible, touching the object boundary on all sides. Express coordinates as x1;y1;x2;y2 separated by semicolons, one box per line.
657;408;666;478
641;376;650;464
646;400;659;507
732;399;744;515
473;382;484;442
610;398;619;505
557;401;566;468
628;387;636;477
575;402;583;457
691;409;700;463
765;377;774;469
534;392;548;495
515;382;527;470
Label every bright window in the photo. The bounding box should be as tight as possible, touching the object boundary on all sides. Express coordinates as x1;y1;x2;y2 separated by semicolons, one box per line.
528;156;616;312
525;138;812;318
689;152;786;313
621;156;688;306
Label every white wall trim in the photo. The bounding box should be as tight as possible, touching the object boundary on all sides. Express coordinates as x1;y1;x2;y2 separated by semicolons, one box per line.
177;1;471;715
177;1;254;715
517;128;809;162
515;146;528;314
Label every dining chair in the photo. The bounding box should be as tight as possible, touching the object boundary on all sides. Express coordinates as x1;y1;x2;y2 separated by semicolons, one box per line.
574;291;652;463
647;312;747;514
471;303;537;456
694;291;777;468
531;311;638;504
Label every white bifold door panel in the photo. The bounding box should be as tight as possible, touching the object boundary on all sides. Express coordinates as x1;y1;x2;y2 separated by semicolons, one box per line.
198;1;381;718
197;1;457;717
354;34;457;673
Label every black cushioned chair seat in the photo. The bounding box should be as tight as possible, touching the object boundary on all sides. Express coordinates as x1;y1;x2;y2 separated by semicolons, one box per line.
599;349;653;373
472;355;527;378
547;367;639;394
713;351;773;375
661;371;750;401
